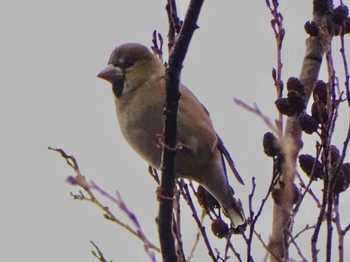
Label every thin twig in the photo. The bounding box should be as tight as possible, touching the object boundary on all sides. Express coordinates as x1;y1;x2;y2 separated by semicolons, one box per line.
311;180;328;262
293;145;323;216
290;224;316;243
91;184;158;262
151;31;164;63
339;27;350;106
49;147;160;255
226;241;242;262
334;202;345;261
253;230;279;261
343;221;350;234
187;210;206;261
158;1;204;261
173;187;187;262
246;172;280;261
233;99;280;135
90;241;110;262
179;181;217;261
268;0;330;259
266;0;285;132
294;171;321;208
288;231;308;262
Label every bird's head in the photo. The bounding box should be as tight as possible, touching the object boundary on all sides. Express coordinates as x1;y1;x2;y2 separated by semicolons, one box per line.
97;43;164;98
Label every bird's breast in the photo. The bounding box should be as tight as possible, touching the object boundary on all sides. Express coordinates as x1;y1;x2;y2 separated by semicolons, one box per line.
115;91;165;168
113;82;219;180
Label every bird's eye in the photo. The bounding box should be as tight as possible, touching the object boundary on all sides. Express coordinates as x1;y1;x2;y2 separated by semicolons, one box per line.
125;57;135;68
118;56;135;69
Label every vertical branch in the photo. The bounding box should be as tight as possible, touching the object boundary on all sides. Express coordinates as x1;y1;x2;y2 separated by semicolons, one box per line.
266;0;285;131
157;1;204;261
326;179;333;262
311;180;328;262
179;181;217;261
269;0;332;261
339;27;350;106
324;48;336;262
334;203;344;261
166;0;179;50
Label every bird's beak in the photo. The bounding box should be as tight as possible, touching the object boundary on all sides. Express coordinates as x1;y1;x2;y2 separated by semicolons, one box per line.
97;64;119;83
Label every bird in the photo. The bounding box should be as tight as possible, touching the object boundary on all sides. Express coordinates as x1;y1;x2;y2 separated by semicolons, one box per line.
97;43;245;228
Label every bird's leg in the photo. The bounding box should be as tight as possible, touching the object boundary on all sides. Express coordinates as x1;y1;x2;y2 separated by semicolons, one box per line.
156;186;175;203
155;133;189;151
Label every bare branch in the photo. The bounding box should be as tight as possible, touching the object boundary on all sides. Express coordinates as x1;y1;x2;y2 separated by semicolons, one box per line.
172;187;187;262
90;241;110;262
158;1;204;261
187;210;206;261
266;0;286;131
268;0;331;259
311;180;328;262
49;147;160;257
179;181;217;261
233;98;280;135
339;28;350;106
288;231;308;262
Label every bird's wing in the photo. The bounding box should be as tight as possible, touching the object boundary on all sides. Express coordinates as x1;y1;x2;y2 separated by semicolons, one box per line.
186;92;244;185
216;135;244;185
177;84;219;155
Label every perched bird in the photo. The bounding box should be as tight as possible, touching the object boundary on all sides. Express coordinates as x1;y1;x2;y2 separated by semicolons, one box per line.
97;43;245;228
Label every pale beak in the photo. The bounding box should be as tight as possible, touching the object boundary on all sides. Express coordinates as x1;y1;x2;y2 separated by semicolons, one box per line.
97;64;118;83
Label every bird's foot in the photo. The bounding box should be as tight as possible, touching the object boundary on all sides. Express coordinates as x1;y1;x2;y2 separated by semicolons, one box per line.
155;133;187;151
156;187;174;203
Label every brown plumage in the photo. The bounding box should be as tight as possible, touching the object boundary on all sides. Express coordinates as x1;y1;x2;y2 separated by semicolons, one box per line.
98;43;245;228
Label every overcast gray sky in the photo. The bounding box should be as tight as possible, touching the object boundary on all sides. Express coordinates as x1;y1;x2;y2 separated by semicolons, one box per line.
1;0;350;261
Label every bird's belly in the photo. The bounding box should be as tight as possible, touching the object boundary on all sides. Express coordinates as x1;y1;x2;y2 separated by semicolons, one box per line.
121;128;212;183
118;106;164;168
116;104;213;181
124;128;163;169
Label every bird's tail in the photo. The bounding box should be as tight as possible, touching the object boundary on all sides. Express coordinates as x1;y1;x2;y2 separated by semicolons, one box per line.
221;196;246;228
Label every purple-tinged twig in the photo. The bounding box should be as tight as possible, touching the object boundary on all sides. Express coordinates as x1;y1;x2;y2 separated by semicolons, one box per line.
151;31;164;63
252;230;277;261
226;241;242;262
290;224;316;243
233;99;280;135
344;223;350;234
187;210;206;261
334;202;345;261
178;180;217;261
293;144;323;217
172;187;187;262
48;147;160;258
339;27;350;106
158;1;204;260
294;170;321;208
287;231;308;262
245;174;280;260
90;241;110;262
311;179;328;262
265;0;285;131
166;0;182;50
89;182;157;262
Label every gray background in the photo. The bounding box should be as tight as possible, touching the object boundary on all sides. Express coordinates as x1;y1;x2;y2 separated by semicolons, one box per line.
1;0;349;261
